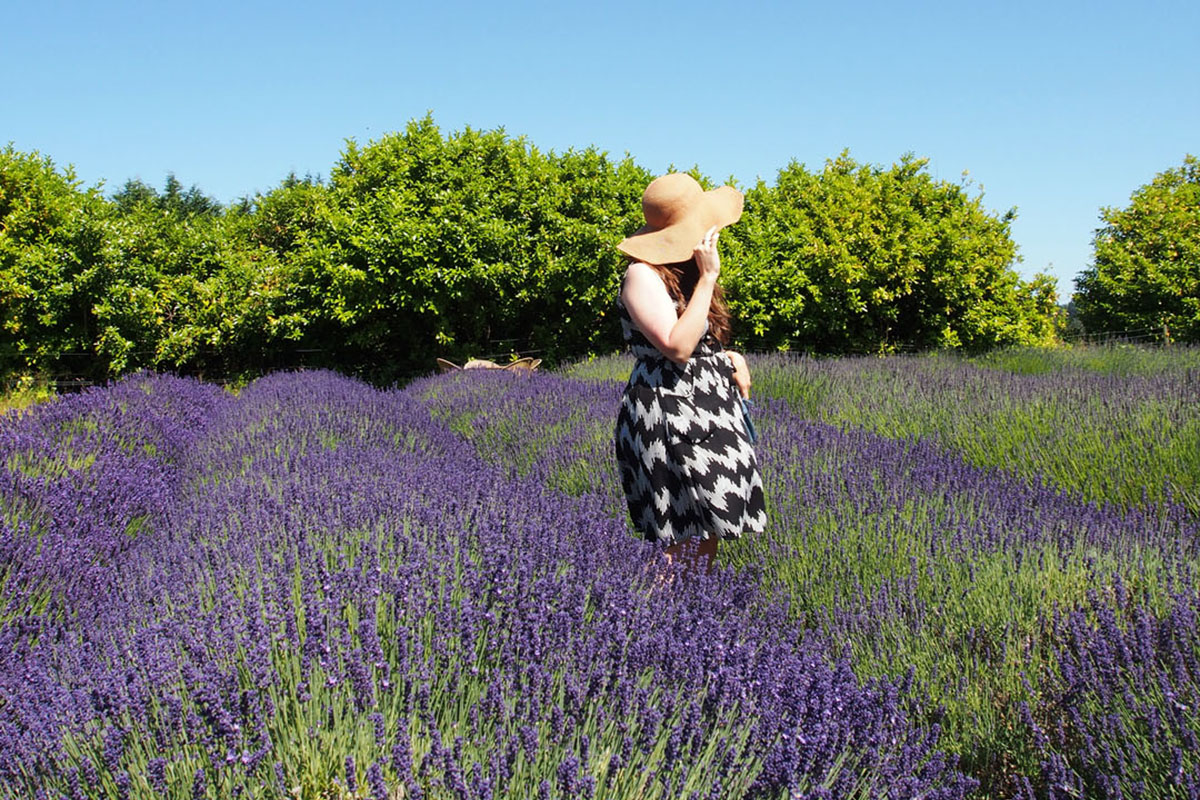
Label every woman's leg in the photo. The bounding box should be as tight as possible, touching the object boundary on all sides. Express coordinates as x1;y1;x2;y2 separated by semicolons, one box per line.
663;535;718;575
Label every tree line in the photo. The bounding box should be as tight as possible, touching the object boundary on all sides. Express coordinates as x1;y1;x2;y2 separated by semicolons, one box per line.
2;115;1193;384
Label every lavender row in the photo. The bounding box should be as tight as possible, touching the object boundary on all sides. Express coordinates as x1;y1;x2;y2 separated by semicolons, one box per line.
750;351;1200;516
754;398;1200;797
0;372;232;621
409;369;1200;797
0;370;972;798
411;369;1199;563
567;350;1200;516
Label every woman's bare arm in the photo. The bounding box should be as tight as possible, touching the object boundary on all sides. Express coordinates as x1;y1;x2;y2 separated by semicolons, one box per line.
620;227;722;365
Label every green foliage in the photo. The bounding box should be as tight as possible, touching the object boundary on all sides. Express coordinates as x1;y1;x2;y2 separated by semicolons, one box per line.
722;153;1061;353
239;172;325;254
112;174;223;218
95;176;227;372
3;124;1073;382
0;146;111;378
94;174;302;377
290;115;650;380
0;151;296;380
1075;154;1200;342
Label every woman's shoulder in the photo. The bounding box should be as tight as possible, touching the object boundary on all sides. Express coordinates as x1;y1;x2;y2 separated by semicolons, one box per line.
623;260;657;281
622;261;667;293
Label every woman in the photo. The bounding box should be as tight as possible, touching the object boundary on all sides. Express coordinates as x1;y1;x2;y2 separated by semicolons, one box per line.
613;173;766;573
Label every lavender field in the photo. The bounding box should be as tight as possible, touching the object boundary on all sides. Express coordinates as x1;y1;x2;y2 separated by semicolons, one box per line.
1;349;1198;798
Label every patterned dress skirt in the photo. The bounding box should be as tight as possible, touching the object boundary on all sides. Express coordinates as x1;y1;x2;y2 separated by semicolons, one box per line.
613;299;767;546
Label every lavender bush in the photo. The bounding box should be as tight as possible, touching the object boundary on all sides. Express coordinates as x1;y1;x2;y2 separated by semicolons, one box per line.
0;372;231;621
0;370;972;798
1021;585;1200;799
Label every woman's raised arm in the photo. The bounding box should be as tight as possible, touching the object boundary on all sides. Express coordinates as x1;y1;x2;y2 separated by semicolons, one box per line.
621;227;721;365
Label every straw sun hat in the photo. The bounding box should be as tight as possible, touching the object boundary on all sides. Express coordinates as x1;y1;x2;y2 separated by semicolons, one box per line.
616;173;744;265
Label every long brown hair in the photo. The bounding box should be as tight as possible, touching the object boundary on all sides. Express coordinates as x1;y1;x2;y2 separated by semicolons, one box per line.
644;258;732;345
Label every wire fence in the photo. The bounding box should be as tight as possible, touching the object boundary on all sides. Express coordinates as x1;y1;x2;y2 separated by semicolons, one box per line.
1057;325;1167;343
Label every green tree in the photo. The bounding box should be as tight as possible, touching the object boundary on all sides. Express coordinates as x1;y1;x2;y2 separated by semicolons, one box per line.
722;152;1060;353
3;127;1080;385
226;173;326;362
291;115;648;380
99;174;306;377
0;146;111;379
1074;155;1199;342
94;175;231;373
112;174;223;218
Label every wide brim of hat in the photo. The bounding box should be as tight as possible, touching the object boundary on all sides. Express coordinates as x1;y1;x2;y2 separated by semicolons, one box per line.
616;185;743;265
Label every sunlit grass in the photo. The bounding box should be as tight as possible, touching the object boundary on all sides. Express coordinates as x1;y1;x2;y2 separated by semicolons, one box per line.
0;377;55;416
971;342;1200;376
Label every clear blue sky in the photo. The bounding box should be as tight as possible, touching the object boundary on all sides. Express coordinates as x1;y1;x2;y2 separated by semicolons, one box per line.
4;0;1196;295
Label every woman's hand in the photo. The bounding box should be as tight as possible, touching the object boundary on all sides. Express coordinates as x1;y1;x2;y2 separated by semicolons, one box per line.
726;350;751;399
693;226;721;284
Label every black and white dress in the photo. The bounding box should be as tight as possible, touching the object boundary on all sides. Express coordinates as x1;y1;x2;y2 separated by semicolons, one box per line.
613;293;767;546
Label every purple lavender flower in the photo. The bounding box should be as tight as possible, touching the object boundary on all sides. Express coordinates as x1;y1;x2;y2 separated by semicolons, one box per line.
191;767;206;800
557;754;580;796
146;757;167;793
367;761;388;800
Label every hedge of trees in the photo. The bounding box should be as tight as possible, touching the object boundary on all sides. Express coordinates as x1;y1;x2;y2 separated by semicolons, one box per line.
3;116;1067;384
1074;155;1199;343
